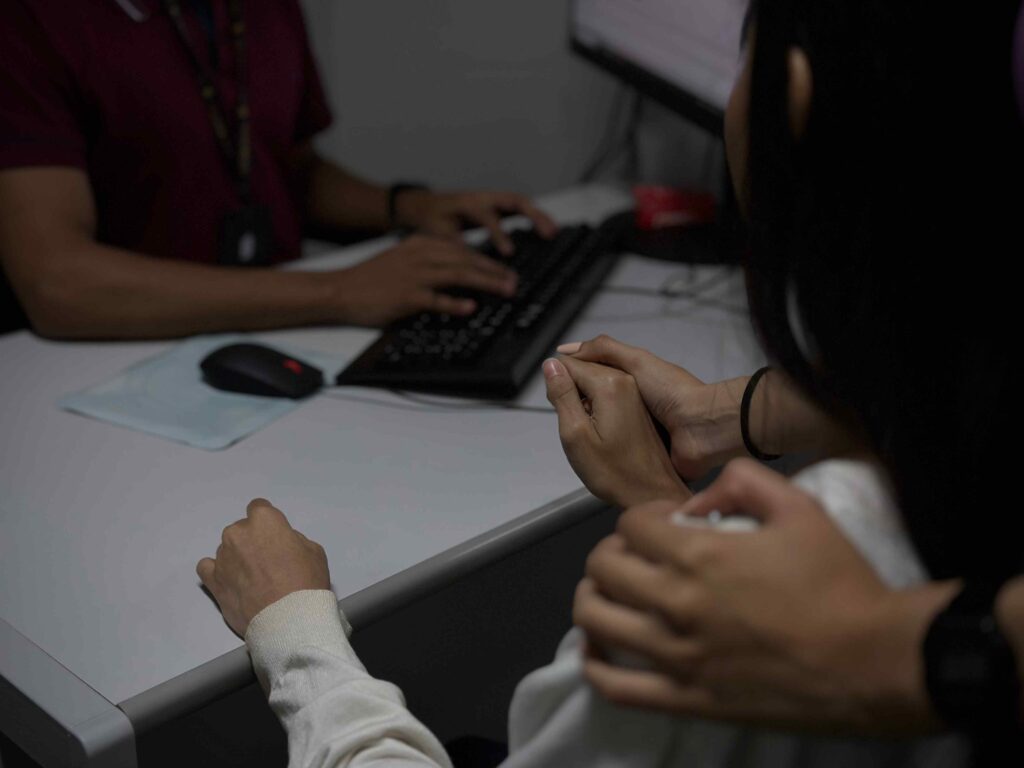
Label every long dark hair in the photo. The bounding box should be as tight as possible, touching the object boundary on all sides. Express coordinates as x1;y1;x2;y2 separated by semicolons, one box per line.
743;0;1022;580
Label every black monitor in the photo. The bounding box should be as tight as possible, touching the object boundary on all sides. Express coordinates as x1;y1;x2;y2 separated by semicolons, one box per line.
569;0;749;263
570;0;747;136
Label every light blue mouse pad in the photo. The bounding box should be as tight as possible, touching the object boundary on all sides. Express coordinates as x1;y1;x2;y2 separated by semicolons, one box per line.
59;335;343;451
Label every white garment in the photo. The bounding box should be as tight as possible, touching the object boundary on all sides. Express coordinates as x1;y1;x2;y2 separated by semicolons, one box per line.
502;460;965;768
246;590;452;768
246;460;966;768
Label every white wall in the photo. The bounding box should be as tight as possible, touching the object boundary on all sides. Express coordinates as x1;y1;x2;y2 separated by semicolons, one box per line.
299;0;722;197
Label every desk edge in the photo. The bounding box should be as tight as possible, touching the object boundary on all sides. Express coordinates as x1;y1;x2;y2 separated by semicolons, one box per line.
0;617;136;767
118;487;604;734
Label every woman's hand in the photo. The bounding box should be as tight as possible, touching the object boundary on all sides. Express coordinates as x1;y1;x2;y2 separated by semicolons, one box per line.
573;459;954;734
197;499;331;638
395;189;558;256
543;356;690;509
557;336;750;480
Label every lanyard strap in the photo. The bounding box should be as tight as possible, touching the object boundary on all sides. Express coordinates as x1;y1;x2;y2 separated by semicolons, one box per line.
163;0;251;201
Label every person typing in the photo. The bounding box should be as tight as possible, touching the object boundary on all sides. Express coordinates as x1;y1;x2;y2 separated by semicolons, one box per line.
0;0;555;338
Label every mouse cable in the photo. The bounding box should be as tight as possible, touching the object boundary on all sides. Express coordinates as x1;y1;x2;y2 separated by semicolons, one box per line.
391;389;555;414
319;388;555;415
599;285;747;315
658;265;737;297
599;264;738;300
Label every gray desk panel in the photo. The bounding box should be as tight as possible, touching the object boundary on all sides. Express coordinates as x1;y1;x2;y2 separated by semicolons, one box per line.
119;488;601;734
1;185;761;763
0;185;641;709
0;618;135;768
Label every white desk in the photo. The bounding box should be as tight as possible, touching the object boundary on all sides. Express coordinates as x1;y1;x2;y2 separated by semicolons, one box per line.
0;185;762;766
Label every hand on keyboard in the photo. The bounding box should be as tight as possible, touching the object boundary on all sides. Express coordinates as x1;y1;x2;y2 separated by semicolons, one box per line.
337;213;632;397
330;234;518;327
369;226;593;369
393;189;559;255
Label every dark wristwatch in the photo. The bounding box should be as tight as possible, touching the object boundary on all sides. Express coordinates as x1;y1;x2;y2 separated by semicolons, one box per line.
387;183;429;230
923;580;1021;736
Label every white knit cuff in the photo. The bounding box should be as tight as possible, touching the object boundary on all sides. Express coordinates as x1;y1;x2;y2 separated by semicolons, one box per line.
245;589;353;693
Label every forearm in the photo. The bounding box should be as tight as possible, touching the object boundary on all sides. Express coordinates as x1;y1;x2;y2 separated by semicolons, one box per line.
852;581;959;732
749;369;854;457
18;240;336;339
247;590;452;768
304;154;391;233
691;370;854;464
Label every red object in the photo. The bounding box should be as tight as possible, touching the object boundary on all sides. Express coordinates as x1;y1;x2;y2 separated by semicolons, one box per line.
283;359;303;375
632;185;717;231
0;0;332;265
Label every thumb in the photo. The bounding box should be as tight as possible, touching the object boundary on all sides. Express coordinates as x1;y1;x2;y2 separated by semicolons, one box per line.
543;358;590;437
196;557;219;594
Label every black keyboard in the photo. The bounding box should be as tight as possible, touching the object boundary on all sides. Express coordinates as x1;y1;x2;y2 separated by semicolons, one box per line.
335;212;632;398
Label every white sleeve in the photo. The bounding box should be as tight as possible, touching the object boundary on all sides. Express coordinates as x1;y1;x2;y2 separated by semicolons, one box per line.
245;590;453;768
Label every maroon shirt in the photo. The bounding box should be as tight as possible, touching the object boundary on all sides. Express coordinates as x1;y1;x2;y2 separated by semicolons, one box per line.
0;0;333;264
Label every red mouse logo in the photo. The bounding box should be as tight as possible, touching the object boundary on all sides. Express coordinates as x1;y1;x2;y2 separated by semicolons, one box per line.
283;359;303;375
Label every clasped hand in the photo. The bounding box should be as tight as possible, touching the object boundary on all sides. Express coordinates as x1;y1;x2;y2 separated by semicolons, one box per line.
556;336;746;480
543;354;690;509
543;333;751;510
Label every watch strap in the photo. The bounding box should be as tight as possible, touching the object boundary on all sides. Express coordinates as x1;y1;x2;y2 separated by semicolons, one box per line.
923;579;1021;736
740;367;782;462
387;183;428;229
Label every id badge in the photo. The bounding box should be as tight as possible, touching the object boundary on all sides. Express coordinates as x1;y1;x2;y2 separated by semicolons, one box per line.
218;206;274;266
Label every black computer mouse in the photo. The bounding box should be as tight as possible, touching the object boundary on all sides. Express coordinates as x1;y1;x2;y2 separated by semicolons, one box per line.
200;343;323;399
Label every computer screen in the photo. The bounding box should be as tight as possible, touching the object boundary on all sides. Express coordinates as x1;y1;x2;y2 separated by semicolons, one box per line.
571;0;748;133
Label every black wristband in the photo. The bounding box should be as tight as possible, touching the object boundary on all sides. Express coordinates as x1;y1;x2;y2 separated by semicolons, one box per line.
740;367;781;461
923;580;1022;738
387;183;428;229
